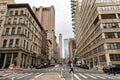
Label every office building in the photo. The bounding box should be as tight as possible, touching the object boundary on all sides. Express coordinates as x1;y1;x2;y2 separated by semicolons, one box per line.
73;0;120;68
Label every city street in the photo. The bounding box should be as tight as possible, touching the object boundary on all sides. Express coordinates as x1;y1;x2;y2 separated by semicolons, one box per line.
0;65;120;80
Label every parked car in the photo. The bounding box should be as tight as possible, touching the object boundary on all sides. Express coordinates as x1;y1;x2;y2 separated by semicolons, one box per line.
35;64;45;69
103;64;120;73
79;64;89;69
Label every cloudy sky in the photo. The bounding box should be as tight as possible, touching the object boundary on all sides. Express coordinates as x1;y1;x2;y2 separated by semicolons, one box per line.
14;0;74;42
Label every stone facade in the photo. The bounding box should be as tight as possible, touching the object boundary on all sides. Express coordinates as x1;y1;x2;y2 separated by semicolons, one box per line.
0;3;47;69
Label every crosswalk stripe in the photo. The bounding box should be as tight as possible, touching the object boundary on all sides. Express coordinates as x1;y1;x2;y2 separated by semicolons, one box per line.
17;73;33;79
91;74;106;79
74;74;81;80
78;73;88;79
100;74;115;79
85;73;97;79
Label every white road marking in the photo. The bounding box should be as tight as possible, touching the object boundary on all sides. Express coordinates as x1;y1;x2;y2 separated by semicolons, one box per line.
34;73;44;79
79;73;88;79
74;74;81;80
91;74;106;79
100;74;115;79
85;73;97;79
17;73;33;79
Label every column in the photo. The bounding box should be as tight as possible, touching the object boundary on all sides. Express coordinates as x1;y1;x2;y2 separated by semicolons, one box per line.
25;55;28;68
105;53;110;66
10;53;13;64
92;57;95;68
2;53;7;69
17;52;21;68
22;55;25;68
98;56;100;67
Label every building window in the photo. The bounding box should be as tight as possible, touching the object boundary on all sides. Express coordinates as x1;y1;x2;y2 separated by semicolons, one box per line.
101;14;116;19
106;42;120;49
11;27;15;35
15;39;19;47
117;32;120;38
103;23;119;28
5;28;10;35
13;18;17;24
9;39;13;48
28;32;30;38
99;55;106;62
15;10;18;15
8;18;11;24
19;18;23;24
20;10;24;15
23;40;26;48
105;32;115;38
9;11;13;16
110;54;120;61
25;29;27;36
17;27;21;34
2;39;7;48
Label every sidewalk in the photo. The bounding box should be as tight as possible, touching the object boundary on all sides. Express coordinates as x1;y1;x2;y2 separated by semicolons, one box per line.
34;72;60;80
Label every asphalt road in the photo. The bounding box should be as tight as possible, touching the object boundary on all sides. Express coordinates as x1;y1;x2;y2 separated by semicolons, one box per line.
0;65;120;80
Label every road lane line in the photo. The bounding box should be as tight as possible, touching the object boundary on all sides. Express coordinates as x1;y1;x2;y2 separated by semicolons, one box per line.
74;74;81;80
34;73;44;79
17;73;33;79
57;73;65;80
100;74;115;79
85;73;97;79
79;73;87;79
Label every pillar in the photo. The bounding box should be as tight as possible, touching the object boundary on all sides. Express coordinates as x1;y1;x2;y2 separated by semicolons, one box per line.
10;53;13;64
17;52;21;68
22;54;25;68
2;53;7;69
105;53;110;66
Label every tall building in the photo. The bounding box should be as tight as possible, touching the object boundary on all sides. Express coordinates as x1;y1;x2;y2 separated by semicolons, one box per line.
73;0;120;68
32;6;57;63
0;3;47;69
64;39;69;59
71;0;82;26
59;33;62;63
69;38;76;62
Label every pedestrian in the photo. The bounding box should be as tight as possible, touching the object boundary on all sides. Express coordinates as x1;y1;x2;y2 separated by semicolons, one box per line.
69;62;74;73
108;63;113;75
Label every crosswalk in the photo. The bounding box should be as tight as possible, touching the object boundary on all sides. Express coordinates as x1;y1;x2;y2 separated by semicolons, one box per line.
0;67;120;80
61;73;120;80
0;72;120;80
47;67;85;72
0;72;39;80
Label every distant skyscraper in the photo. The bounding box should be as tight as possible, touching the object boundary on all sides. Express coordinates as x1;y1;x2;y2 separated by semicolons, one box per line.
64;39;69;59
59;34;62;63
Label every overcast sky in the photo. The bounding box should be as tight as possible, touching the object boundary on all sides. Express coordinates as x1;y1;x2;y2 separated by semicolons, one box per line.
14;0;74;42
